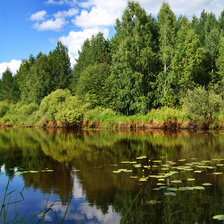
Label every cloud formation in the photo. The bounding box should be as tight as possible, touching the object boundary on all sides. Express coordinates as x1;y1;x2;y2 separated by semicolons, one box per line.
59;27;109;66
45;0;77;6
30;10;47;21
0;60;22;78
54;8;78;18
33;18;67;32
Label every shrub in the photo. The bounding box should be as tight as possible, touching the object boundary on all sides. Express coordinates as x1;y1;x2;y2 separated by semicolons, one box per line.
0;101;9;118
182;87;223;122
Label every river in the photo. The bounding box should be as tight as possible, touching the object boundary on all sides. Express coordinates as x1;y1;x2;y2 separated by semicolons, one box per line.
0;128;224;223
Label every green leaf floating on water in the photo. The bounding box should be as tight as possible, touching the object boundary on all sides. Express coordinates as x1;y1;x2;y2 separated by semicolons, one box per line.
213;214;224;221
15;171;23;175
193;186;205;190
166;187;178;192
165;192;176;196
113;169;133;174
202;183;212;186
136;156;147;160
139;177;149;182
134;164;142;168
29;171;39;173
187;178;195;181
212;172;223;175
194;170;202;173
171;180;182;184
145;200;162;205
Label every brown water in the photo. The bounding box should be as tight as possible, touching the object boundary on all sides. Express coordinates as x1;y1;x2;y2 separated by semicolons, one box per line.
0;128;224;223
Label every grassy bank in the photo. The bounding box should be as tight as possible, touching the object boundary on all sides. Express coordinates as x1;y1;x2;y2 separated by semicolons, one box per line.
0;89;223;130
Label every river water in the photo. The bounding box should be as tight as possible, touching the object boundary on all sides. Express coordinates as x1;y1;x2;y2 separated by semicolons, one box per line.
0;128;224;223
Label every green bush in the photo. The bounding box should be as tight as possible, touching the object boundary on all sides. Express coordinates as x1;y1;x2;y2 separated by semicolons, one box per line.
182;87;223;122
39;89;90;123
0;101;9;118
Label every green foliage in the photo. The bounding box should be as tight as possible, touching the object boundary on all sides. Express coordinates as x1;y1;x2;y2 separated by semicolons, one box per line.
48;41;72;90
0;101;9;117
0;69;14;102
71;33;110;92
183;87;223;122
109;1;159;115
76;63;111;107
39;89;90;123
2;1;224;127
146;107;187;122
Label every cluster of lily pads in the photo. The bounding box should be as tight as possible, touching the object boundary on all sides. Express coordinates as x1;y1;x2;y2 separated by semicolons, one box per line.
15;168;54;175
112;155;224;220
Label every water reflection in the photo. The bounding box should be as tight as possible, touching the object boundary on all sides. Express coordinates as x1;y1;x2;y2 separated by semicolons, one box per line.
0;128;224;223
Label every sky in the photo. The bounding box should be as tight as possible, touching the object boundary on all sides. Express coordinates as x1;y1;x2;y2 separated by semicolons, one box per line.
0;0;224;77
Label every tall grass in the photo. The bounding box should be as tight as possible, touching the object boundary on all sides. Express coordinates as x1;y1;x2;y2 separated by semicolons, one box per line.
0;180;70;224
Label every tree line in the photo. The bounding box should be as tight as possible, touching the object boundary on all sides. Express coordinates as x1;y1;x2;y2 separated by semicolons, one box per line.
1;1;224;117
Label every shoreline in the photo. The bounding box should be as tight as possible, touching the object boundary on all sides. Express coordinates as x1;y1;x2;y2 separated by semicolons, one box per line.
0;119;221;130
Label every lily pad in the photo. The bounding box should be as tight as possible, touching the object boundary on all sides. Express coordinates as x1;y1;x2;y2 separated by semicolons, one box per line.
164;192;176;196
202;183;212;186
153;160;162;163
178;159;186;162
171;180;182;184
139;177;149;182
136;156;147;160
213;214;224;221
120;161;131;164
157;183;165;186
193;186;205;190
187;178;195;182
145;200;162;205
194;170;202;173
166;187;178;192
158;178;165;182
212;172;223;175
134;164;142;168
130;176;138;179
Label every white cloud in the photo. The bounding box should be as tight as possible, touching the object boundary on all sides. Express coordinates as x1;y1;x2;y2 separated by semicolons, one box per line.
74;0;127;28
33;18;67;32
80;203;121;224
75;0;224;30
45;0;77;6
30;10;47;21
0;60;22;78
59;27;109;66
54;8;78;18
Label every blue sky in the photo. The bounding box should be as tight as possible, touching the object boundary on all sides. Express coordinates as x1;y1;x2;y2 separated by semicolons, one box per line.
0;0;224;77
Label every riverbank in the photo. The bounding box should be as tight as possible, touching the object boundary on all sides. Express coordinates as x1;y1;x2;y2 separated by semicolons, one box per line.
0;106;223;130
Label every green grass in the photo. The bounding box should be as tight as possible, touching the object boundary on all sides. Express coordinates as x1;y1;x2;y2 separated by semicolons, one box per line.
0;180;70;224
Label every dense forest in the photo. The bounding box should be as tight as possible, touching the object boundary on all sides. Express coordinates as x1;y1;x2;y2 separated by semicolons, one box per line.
1;1;224;127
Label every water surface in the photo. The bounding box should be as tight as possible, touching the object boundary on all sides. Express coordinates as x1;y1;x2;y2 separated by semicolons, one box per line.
0;128;224;223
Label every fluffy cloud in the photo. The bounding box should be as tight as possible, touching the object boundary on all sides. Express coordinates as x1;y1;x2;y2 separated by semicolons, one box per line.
45;0;77;6
74;0;127;28
75;0;224;30
33;17;67;32
0;60;22;78
30;10;47;21
54;8;78;18
59;27;109;66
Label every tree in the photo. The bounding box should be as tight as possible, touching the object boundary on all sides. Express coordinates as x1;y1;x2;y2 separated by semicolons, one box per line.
158;2;176;73
156;2;176;106
16;55;36;103
71;33;110;92
169;22;206;105
0;69;14;102
76;63;111;108
48;41;72;90
109;1;158;115
216;37;224;93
